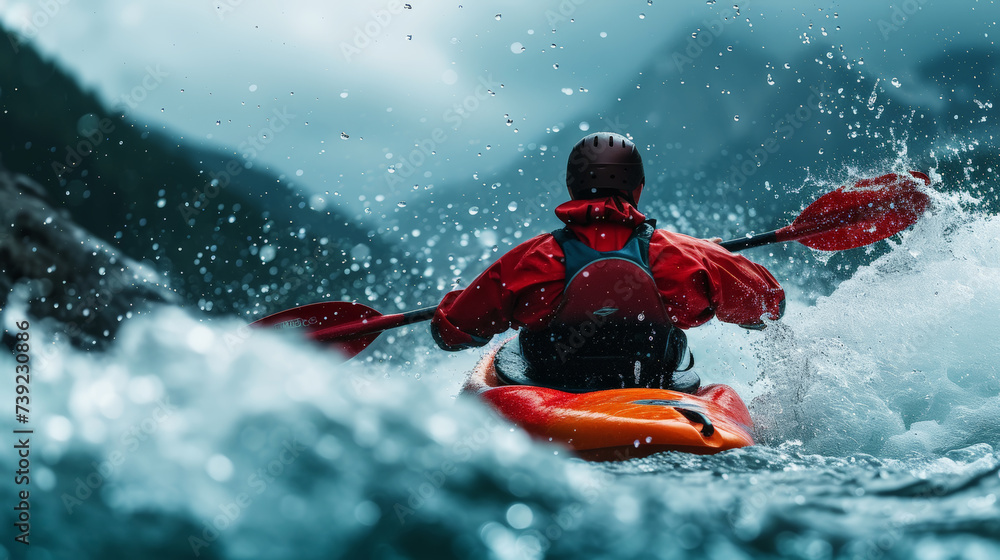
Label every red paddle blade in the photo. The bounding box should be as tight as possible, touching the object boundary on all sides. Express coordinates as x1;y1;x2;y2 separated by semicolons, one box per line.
250;301;381;357
778;171;931;251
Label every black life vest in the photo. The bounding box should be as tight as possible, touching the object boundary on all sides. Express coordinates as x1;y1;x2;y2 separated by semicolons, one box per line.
518;221;693;390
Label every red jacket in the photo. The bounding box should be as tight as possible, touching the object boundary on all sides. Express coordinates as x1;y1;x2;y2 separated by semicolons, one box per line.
432;197;785;350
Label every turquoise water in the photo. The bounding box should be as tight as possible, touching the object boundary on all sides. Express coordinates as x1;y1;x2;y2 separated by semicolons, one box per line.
3;191;1000;559
2;2;999;558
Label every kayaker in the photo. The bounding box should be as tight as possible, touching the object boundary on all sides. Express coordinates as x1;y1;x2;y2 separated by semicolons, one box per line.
431;132;785;393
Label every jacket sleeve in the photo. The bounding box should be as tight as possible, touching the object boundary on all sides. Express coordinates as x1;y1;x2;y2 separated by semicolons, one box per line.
430;240;537;351
431;290;493;351
698;241;785;327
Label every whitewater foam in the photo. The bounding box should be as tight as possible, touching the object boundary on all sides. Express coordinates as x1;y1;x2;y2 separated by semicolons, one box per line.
750;190;1000;458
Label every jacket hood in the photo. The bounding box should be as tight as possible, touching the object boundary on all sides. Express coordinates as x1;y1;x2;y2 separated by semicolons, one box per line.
553;197;648;249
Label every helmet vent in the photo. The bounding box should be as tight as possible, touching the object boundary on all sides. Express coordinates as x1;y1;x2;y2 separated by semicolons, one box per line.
567;132;645;204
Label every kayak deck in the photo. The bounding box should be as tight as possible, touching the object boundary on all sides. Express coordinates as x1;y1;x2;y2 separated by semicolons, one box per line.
462;343;755;460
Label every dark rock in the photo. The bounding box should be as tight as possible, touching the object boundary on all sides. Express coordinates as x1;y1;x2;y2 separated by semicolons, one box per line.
1;156;178;347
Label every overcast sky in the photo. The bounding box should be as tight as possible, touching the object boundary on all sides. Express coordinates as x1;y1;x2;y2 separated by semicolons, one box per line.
1;1;989;215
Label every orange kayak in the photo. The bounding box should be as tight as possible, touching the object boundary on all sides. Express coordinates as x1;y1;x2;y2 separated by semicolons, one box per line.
461;342;755;461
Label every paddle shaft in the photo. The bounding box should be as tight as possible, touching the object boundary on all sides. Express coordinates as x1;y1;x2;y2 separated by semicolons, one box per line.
719;230;780;252
718;222;830;252
311;306;436;342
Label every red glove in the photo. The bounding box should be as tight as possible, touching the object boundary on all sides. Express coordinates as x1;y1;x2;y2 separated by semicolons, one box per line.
431;291;491;351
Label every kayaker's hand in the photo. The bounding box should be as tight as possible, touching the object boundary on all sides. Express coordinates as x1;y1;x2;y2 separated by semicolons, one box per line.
704;237;723;244
431;320;489;351
431;293;491;351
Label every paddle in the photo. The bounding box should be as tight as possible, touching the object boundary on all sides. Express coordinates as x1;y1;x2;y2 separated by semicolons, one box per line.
719;171;930;251
251;301;436;356
251;171;931;357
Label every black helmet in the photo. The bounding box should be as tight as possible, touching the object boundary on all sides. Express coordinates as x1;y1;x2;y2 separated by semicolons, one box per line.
566;132;645;205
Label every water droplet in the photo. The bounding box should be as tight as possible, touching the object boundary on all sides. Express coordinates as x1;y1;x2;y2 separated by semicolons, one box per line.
507;202;518;211
494;13;501;20
552;63;559;69
249;84;258;92
510;42;525;54
341;132;350;139
733;115;740;121
891;77;901;88
469;206;480;215
397;201;407;208
766;74;774;85
639;13;645;19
